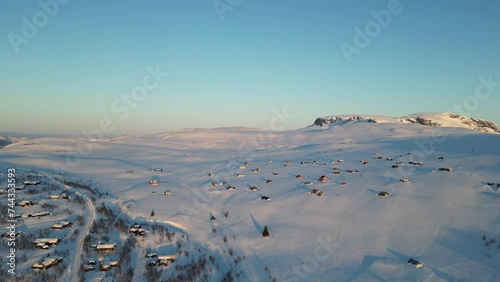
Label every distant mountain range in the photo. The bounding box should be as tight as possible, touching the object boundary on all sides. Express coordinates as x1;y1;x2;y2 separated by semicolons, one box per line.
313;113;500;134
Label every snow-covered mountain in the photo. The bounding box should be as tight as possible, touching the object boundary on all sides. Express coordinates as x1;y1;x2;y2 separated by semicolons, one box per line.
313;113;500;134
0;136;14;148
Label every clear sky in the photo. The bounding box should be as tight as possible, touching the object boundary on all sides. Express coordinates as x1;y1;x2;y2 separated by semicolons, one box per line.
1;0;499;135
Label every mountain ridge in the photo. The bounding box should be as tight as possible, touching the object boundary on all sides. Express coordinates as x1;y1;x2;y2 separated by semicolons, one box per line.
313;112;500;134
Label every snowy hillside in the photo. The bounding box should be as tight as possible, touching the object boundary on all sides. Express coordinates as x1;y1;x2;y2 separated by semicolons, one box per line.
313;113;500;134
0;136;14;148
1;114;500;281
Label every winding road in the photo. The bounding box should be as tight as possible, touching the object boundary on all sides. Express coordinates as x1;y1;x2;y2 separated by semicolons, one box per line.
36;172;96;282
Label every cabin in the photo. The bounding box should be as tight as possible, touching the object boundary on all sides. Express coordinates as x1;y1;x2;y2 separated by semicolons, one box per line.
408;258;423;268
32;257;63;270
149;180;160;185
158;260;169;266
15;185;25;190
311;189;324;197
438;168;453;172
318;175;328;182
156;255;176;265
378;192;390;197
266;179;274;184
96;243;117;251
23;211;50;218
50;193;69;199
130;227;147;236
248;186;259;191
400;179;411;183
33;238;60;247
99;263;112;271
17;200;36;207
261;196;271;201
52;221;73;230
129;225;147;236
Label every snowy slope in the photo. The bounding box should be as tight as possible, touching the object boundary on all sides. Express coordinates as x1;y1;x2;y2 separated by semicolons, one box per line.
313;113;500;134
1;114;500;281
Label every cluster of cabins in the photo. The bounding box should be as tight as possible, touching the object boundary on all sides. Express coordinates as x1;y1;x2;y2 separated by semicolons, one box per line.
83;242;119;271
146;253;177;267
85;259;119;271
215;155;457;202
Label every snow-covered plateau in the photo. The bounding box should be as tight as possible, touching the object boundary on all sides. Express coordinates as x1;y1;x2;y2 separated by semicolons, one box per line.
1;113;499;282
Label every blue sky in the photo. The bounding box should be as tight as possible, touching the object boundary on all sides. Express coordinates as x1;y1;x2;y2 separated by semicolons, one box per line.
1;0;499;135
